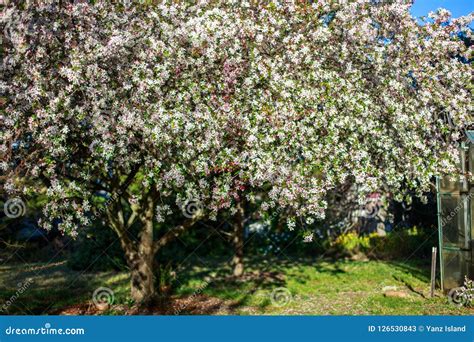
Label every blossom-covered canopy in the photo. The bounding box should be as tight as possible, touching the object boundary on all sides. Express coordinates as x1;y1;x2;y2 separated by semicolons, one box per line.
1;0;472;235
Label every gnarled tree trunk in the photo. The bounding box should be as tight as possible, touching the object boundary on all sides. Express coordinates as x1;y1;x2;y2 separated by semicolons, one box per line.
106;187;200;306
127;249;155;305
129;193;155;305
107;192;156;306
232;201;245;277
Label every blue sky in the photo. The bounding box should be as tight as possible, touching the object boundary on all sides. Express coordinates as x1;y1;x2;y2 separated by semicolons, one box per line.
411;0;473;18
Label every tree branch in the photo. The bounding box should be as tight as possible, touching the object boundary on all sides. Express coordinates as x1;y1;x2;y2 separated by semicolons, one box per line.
106;208;136;255
153;217;200;254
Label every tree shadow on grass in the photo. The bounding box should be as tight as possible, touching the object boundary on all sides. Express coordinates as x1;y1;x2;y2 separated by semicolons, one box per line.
0;261;129;315
173;255;348;313
386;260;431;283
1;255;433;315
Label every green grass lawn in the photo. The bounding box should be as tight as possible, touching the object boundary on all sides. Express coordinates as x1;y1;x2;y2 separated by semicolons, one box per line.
0;257;470;315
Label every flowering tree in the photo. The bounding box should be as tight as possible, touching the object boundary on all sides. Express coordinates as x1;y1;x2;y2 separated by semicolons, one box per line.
1;0;472;304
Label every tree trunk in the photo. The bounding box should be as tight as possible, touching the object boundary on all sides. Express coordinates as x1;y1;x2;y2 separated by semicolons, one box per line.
232;201;245;277
128;250;155;305
107;189;200;306
129;193;156;305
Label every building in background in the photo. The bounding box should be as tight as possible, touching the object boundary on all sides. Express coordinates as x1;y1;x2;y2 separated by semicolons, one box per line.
437;131;474;291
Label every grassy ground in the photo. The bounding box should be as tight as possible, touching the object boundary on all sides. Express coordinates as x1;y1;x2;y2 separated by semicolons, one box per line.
0;257;470;315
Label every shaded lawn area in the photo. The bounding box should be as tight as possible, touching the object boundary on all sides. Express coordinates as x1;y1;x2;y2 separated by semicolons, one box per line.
0;257;470;315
